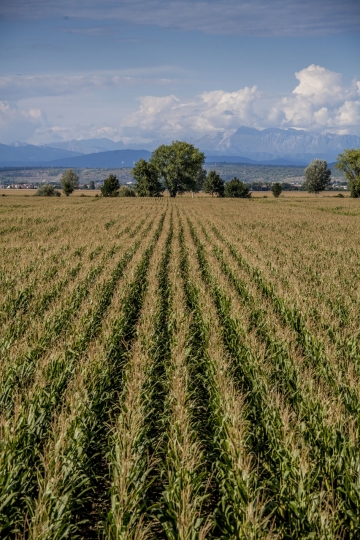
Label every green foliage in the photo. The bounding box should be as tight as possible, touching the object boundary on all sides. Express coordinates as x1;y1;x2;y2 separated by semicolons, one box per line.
132;158;163;197
225;177;251;198
118;185;135;197
194;167;207;193
150;141;205;197
89;180;95;190
271;182;282;198
304;159;331;195
60;169;79;196
204;170;225;197
35;184;61;197
335;148;360;198
101;174;120;197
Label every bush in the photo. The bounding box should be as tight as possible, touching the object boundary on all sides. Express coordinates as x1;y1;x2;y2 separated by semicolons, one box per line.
118;185;136;197
225;177;251;198
35;184;61;197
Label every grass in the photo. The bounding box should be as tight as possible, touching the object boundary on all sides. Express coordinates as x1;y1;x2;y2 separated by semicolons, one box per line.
0;193;359;538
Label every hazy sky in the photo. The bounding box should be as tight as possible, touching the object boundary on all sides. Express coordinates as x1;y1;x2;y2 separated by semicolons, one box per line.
0;0;359;144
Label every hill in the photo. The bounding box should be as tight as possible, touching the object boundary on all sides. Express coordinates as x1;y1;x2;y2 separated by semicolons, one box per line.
40;149;152;168
0;143;83;166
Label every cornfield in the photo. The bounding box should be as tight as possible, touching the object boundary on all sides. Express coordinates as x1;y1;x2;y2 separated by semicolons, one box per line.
1;193;360;539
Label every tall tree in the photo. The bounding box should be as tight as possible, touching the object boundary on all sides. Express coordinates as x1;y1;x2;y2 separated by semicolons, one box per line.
132;158;163;197
225;177;251;198
150;141;205;197
335;149;360;198
101;174;120;197
60;169;79;197
204;170;224;197
304;159;331;196
194;168;207;194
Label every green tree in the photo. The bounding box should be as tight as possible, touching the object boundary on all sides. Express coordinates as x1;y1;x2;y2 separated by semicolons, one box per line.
89;180;95;190
272;182;282;198
335;149;360;198
204;170;224;197
118;185;136;197
132;158;163;197
60;169;79;196
35;184;61;197
150;141;205;197
304;159;331;196
101;174;120;197
225;177;251;198
194;168;207;194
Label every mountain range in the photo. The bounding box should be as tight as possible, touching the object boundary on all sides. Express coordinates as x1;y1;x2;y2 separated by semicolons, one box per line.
1;128;359;167
43;138;126;154
0;143;83;165
194;127;360;163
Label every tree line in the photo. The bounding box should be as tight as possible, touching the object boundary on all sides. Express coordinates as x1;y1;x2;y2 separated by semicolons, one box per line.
35;142;360;198
131;141;250;198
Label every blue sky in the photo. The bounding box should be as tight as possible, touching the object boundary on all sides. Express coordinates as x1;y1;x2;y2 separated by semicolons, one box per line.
0;0;359;144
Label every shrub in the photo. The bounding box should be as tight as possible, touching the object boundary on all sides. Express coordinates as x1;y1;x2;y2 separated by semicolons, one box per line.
35;184;61;197
118;185;136;197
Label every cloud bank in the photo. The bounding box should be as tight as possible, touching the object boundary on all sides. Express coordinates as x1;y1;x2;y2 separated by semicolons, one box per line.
1;65;359;143
2;0;360;37
121;65;360;140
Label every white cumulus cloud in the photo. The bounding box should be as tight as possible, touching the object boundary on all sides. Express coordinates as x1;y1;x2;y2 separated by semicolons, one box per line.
123;86;259;139
272;65;360;132
119;65;360;139
2;65;359;143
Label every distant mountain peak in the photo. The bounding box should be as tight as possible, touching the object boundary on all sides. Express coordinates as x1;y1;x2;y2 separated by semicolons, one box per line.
234;126;261;135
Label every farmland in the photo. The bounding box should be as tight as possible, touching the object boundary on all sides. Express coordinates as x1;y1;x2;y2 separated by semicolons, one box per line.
0;193;360;539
